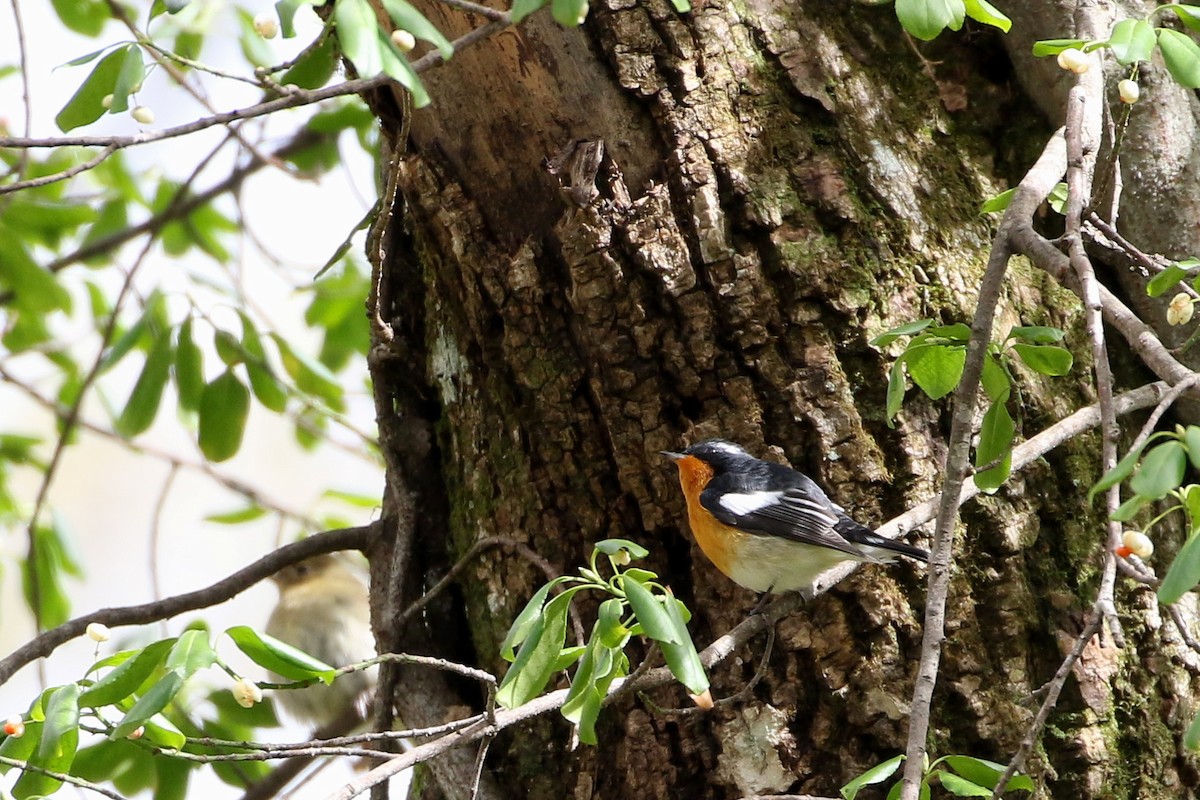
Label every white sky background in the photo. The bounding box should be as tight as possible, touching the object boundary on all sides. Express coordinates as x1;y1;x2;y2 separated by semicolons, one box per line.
0;2;397;796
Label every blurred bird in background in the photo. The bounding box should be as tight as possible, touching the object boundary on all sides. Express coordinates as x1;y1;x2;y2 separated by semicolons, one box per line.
266;554;377;730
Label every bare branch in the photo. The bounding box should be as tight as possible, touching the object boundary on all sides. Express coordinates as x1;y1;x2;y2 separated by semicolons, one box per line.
0;524;375;684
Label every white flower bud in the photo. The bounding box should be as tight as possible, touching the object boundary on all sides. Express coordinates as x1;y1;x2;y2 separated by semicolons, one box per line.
232;678;263;708
101;94;114;109
127;725;145;740
253;12;279;39
1056;48;1090;74
1168;292;1194;326
131;106;156;125
1122;530;1153;559
1118;79;1140;104
86;622;111;642
390;29;416;52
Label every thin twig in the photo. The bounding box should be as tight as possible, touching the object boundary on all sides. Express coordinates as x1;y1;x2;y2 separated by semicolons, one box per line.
898;120;1070;800
0;524;375;683
0;755;126;800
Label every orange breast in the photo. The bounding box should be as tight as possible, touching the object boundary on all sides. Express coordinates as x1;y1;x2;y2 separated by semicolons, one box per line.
672;455;744;580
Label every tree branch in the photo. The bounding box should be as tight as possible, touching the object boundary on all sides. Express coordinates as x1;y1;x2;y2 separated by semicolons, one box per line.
0;524;375;684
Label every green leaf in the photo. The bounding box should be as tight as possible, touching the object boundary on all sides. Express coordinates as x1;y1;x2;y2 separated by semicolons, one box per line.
552;0;588;26
895;0;965;41
594;538;649;559
1186;709;1200;749
380;0;454;60
942;755;1034;792
499;582;554;661
980;187;1015;214
1008;325;1065;343
1047;181;1069;214
511;0;549;23
906;344;965;400
595;597;631;649
198;371;251;462
270;333;345;410
280;34;338;88
496;590;573;708
205;505;268;524
1186;426;1200;471
973;400;1014;492
335;0;382;77
928;322;972;341
115;332;173;438
21;521;79;629
1147;264;1191;297
13;684;80;799
276;0;322;37
109;44;146;114
1167;5;1200;34
979;354;1010;402
1158;530;1200;604
622;578;680;644
56;47;126;132
240;314;288;412
962;0;1009;32
174;318;205;413
377;28;431;107
0;227;73;314
936;771;990;797
112;671;183;740
51;0;110;35
164;629;218;676
1158;29;1200;88
236;8;276;67
81;639;176;708
1032;38;1087;57
1130;440;1187;500
1012;343;1073;376
225;626;338;680
1108;18;1157;65
1088;433;1169;502
870;318;933;348
842;754;905;799
885;360;907;426
656;593;708;695
153;751;191;800
1110;493;1149;522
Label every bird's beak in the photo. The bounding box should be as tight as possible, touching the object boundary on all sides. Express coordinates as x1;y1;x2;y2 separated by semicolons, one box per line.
660;450;684;461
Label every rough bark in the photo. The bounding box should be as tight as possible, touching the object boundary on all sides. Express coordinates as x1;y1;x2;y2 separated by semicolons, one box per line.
363;1;1200;798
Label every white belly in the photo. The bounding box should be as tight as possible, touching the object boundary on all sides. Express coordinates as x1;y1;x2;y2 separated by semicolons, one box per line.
725;535;873;593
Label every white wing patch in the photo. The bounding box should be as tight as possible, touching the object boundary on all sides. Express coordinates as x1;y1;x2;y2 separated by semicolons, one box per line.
718;490;787;516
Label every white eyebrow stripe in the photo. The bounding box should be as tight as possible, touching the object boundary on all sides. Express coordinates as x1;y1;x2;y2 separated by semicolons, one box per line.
718;490;787;516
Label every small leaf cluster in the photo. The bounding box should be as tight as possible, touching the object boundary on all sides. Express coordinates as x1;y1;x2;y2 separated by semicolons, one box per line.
892;0;1012;42
873;320;1073;491
1035;6;1200;88
841;752;1034;799
497;540;709;744
1091;426;1200;605
310;0;455;107
0;624;342;799
1144;257;1200;300
101;281;356;462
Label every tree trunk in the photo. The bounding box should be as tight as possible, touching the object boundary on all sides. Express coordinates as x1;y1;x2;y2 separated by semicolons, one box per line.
364;1;1200;798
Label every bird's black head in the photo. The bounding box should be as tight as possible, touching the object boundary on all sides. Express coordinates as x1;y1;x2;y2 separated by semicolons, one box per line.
674;439;756;472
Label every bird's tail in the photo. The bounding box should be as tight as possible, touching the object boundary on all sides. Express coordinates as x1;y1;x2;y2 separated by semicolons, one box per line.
836;516;929;563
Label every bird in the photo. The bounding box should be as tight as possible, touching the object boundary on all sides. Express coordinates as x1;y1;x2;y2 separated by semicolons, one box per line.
265;554;377;729
662;439;928;593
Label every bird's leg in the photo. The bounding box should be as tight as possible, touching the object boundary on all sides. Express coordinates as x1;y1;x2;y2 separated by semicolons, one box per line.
749;583;776;616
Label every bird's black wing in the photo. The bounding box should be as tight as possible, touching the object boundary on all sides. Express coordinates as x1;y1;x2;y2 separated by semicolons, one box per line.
697;462;869;559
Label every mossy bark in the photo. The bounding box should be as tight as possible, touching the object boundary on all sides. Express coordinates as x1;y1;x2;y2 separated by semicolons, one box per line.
363;1;1200;797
